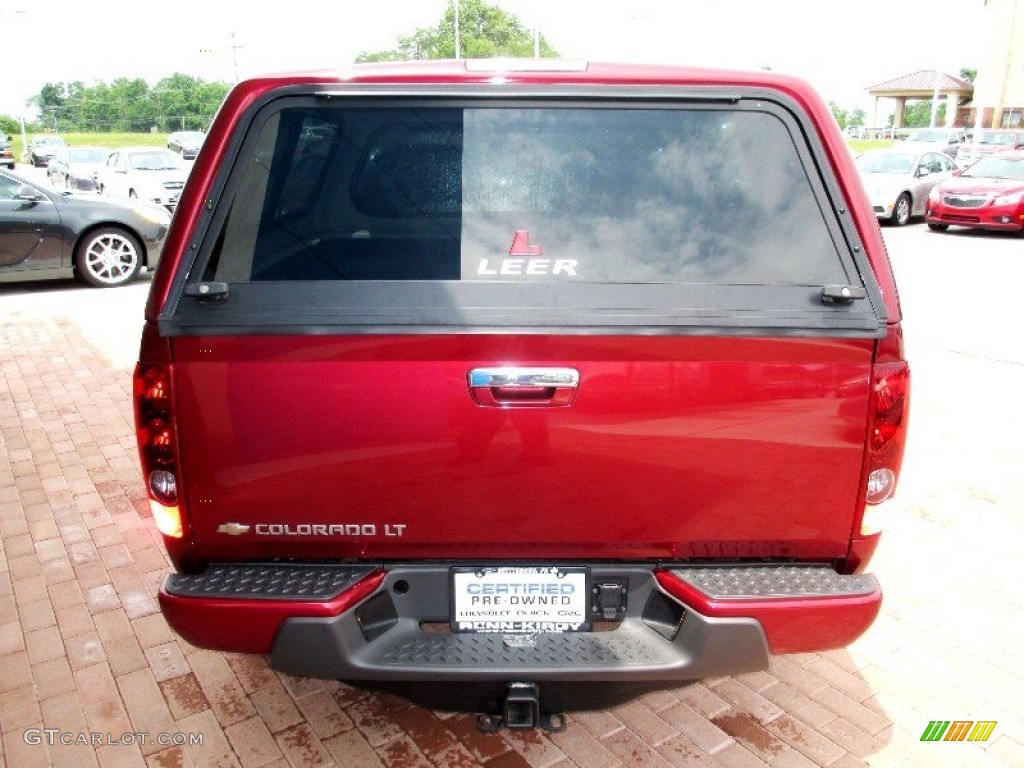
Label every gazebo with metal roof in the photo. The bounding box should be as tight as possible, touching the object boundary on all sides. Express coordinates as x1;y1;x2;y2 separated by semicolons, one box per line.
868;70;974;128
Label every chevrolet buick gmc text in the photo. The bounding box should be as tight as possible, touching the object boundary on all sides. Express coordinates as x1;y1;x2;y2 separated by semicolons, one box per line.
134;60;909;725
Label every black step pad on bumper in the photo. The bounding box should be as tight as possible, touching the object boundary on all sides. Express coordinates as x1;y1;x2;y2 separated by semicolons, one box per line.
164;563;377;600
671;565;877;599
270;565;770;683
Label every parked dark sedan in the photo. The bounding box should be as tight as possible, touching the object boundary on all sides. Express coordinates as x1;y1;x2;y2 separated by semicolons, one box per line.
28;135;67;167
0;168;170;287
0;135;14;170
47;146;110;192
167;130;205;160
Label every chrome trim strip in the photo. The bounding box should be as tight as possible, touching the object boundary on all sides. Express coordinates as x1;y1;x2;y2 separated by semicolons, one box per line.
468;367;579;388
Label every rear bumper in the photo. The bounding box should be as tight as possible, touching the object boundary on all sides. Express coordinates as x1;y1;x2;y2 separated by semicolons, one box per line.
160;562;880;682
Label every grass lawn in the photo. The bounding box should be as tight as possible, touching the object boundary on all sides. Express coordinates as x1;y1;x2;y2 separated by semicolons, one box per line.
11;132;169;163
847;139;897;154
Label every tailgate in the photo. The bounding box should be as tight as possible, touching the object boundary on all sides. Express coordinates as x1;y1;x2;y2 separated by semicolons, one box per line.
171;333;873;561
158;87;887;565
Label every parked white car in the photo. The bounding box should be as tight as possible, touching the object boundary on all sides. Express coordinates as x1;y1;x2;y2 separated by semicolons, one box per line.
96;147;188;211
854;148;958;225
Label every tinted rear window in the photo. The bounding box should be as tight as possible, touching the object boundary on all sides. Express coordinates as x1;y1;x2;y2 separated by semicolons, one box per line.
176;93;883;337
204;104;845;286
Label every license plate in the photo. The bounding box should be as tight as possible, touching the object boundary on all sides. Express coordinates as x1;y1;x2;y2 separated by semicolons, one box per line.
451;567;589;633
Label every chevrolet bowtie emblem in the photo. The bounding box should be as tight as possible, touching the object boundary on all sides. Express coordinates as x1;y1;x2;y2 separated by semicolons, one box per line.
216;523;251;536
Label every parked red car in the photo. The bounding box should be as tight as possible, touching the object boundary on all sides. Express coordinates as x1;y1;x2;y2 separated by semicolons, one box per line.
926;151;1024;233
136;60;909;725
955;128;1024;167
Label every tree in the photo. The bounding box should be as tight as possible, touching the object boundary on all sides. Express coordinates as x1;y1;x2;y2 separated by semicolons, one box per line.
959;68;977;83
903;100;946;128
151;73;229;131
0;115;19;137
109;78;154;130
27;75;230;132
357;0;557;62
829;101;849;129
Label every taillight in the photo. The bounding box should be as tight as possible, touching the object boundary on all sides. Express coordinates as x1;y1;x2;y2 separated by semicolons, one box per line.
861;327;910;535
866;362;909;505
134;363;184;538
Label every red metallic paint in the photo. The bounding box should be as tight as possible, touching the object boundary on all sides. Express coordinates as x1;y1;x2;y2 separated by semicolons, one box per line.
844;533;881;575
655;570;882;654
164;334;876;569
158;570;386;653
138;61;909;665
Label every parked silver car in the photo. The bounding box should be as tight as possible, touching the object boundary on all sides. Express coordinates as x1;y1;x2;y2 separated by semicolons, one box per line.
95;147;188;211
901;128;967;159
854;148;958;225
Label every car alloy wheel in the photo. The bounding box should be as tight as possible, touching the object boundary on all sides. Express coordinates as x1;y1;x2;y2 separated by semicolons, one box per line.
75;227;142;287
891;194;911;226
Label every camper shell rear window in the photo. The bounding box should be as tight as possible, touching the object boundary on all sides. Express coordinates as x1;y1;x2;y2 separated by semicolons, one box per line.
168;89;885;336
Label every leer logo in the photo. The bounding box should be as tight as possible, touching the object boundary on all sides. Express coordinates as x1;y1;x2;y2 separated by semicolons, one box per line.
920;720;997;742
476;231;579;277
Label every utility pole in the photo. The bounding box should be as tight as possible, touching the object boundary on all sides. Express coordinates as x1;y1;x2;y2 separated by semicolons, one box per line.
20;115;28;163
228;32;244;83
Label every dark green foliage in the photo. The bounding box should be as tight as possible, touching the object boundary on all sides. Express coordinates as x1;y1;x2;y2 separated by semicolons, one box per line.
0;114;19;137
357;0;557;62
28;74;230;133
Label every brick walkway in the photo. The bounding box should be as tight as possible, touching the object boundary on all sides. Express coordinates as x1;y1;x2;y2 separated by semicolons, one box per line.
1;232;1022;768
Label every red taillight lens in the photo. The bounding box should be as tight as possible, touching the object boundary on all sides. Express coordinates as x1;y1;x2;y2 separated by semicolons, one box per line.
870;364;909;453
134;362;184;538
864;360;910;507
135;366;176;472
142;370;169;411
146;418;177;467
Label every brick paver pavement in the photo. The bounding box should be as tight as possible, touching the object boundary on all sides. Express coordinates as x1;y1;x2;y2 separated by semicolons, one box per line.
2;224;1022;768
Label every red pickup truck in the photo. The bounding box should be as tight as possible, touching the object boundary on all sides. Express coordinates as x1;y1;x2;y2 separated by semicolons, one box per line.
135;60;908;726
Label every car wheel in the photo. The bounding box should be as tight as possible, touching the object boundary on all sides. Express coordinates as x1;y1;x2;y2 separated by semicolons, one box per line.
927;222;949;232
890;194;911;226
75;227;143;287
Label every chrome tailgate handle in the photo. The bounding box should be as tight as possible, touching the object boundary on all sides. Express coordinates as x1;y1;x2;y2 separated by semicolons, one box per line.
468;367;579;407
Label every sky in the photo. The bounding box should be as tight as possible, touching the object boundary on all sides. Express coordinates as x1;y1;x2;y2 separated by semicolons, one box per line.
0;0;986;122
